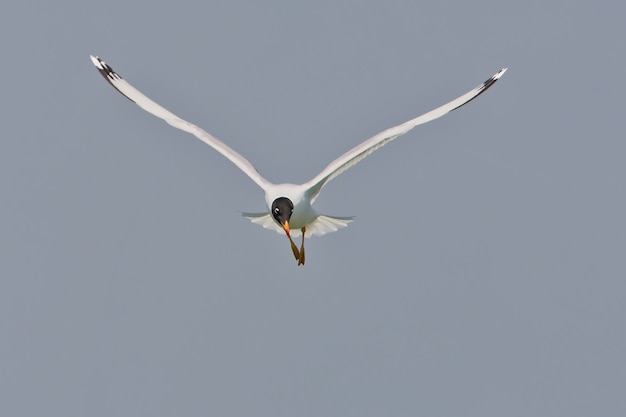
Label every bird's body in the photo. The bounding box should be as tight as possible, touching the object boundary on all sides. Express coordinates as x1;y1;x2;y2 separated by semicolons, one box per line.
90;55;506;265
269;185;312;231
244;182;353;239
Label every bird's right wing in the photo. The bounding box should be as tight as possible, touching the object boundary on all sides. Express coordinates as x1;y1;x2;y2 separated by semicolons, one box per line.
90;55;271;190
303;68;507;202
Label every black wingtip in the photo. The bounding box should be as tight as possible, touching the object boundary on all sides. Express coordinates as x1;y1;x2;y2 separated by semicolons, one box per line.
451;67;507;112
89;55;136;103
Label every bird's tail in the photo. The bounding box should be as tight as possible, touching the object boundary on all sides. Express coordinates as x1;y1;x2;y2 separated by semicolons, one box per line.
242;212;354;237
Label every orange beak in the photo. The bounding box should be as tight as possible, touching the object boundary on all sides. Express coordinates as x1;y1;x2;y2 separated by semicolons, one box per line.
282;220;291;237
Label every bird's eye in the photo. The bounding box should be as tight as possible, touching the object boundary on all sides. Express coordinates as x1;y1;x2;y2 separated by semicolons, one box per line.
273;208;280;214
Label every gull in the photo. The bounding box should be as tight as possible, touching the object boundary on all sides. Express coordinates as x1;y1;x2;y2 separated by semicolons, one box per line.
90;55;506;265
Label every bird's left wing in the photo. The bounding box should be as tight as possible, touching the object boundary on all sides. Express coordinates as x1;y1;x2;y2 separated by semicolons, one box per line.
303;68;507;202
90;55;271;190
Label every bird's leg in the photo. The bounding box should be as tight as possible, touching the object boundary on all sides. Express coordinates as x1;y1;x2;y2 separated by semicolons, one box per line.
288;235;300;261
298;227;306;265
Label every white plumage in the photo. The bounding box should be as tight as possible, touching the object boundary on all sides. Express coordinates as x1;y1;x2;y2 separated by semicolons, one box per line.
90;55;506;264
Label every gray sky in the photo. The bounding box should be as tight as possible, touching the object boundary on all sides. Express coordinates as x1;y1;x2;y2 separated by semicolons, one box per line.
1;0;625;416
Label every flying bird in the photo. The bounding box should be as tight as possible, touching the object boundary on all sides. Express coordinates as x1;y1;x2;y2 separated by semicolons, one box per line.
90;55;506;265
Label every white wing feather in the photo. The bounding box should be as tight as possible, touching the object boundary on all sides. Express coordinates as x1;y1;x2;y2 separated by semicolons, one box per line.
89;55;270;190
303;68;507;202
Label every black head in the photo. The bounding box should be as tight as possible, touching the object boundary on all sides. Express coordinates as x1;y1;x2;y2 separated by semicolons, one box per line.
271;197;294;231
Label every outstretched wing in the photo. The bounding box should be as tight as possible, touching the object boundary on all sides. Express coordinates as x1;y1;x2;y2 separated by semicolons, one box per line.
90;55;271;190
303;68;507;202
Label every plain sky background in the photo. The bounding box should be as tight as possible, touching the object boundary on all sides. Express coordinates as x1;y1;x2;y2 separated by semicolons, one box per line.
1;0;625;416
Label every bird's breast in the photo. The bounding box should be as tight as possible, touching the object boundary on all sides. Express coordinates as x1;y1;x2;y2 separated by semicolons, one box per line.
289;202;318;230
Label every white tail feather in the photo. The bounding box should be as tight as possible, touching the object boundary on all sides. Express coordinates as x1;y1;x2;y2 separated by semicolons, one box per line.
242;213;354;237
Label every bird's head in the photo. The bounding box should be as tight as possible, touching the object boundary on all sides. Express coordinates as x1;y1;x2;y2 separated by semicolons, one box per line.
271;197;294;237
